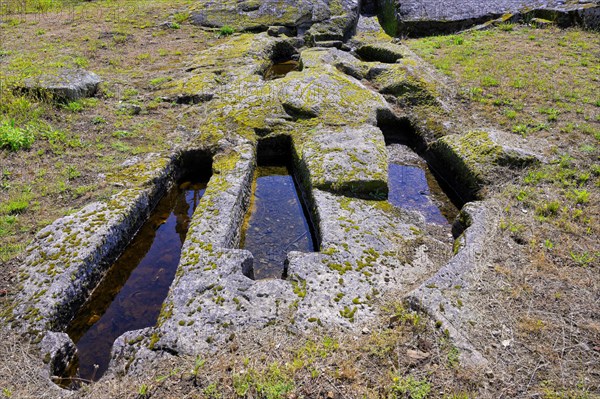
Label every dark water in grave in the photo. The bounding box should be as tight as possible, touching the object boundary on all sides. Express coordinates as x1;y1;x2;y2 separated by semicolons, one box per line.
264;60;300;80
241;166;316;280
66;180;207;383
388;163;458;225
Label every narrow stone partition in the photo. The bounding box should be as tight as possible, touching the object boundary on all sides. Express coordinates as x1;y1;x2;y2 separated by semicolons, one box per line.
63;153;212;383
241;136;318;279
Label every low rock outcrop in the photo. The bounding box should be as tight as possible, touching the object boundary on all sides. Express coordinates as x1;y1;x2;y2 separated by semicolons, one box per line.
381;0;600;36
190;0;360;41
19;68;101;102
6;3;567;386
430;130;542;197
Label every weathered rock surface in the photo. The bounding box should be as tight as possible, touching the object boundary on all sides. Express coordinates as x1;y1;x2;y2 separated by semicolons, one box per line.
368;62;438;106
19;68;101;102
170;35;393;198
406;201;495;368
190;0;599;40
274;51;389;126
383;0;600;36
186;145;255;248
298;124;388;198
356;42;405;63
9;157;173;333
304;47;370;79
190;0;360;39
430;130;541;197
387;142;425;166
103;33;456;372
111;179;451;367
39;332;77;381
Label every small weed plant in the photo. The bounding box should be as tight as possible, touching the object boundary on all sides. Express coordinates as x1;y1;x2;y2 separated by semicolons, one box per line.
218;25;235;37
174;12;190;24
389;375;431;399
0;120;34;151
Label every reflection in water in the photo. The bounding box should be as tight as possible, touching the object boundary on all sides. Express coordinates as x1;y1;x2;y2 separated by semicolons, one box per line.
241;166;316;280
264;60;300;80
66;181;207;382
388;163;457;225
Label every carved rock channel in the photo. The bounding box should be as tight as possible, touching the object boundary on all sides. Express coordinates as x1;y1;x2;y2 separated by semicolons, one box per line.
6;0;579;388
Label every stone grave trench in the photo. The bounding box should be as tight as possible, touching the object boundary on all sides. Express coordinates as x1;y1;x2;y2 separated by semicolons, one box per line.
3;12;546;389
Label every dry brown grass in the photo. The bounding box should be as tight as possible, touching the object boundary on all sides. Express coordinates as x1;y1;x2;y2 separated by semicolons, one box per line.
85;302;483;397
0;298;481;398
408;24;600;397
0;328;63;398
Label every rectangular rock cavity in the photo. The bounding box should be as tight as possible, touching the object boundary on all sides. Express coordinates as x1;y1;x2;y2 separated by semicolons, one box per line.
377;111;469;209
241;136;319;280
64;150;212;383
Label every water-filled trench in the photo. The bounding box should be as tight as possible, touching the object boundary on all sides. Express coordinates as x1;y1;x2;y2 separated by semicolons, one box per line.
379;114;461;224
241;138;318;280
63;162;211;384
241;166;317;279
387;151;458;224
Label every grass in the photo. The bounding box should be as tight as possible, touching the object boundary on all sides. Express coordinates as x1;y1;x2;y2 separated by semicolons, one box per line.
407;27;599;140
389;375;431;399
173;11;190;24
407;25;598;263
408;24;600;396
218;25;235;37
0;0;220;272
0;197;30;215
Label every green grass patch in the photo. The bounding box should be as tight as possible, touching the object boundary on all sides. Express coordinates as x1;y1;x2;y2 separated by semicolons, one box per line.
0;120;34;151
218;25;235;37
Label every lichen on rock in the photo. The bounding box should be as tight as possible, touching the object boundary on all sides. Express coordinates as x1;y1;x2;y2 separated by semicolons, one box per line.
431;130;541;197
296;124;388;199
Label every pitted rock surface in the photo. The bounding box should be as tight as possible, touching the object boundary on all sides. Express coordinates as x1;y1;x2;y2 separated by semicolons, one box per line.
40;332;77;380
190;0;599;39
407;202;495;368
11;181;168;333
112;182;452;361
298;124;388;198
399;0;567;22
105;32;458;367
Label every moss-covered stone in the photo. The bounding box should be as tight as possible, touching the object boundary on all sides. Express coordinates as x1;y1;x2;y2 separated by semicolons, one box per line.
106;157;171;188
369;62;438;106
275;65;387;126
157;72;219;103
296;124;388;199
189;0;354;34
19;68;101;103
305;13;356;44
301;47;370;80
430;130;540;197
